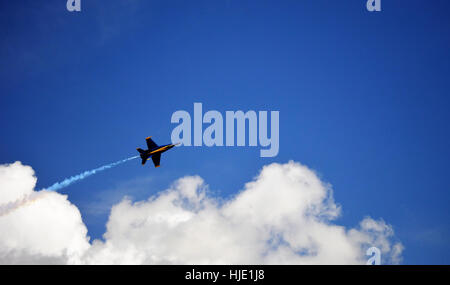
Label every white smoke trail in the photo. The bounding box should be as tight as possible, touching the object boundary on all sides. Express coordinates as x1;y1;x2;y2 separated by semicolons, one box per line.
0;156;139;217
46;155;139;191
0;191;49;217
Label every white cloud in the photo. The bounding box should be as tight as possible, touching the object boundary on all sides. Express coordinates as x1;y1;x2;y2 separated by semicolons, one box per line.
0;162;36;204
0;162;90;264
0;161;403;264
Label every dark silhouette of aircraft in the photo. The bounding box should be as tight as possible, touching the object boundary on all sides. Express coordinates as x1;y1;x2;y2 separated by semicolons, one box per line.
137;137;178;167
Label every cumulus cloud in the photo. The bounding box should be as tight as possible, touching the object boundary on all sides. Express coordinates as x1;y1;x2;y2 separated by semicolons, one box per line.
0;161;403;264
0;162;90;264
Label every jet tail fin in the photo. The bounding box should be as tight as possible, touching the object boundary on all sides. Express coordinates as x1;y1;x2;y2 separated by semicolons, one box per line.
137;148;147;164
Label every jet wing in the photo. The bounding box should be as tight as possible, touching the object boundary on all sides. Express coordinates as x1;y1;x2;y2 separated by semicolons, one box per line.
146;137;158;150
151;153;161;168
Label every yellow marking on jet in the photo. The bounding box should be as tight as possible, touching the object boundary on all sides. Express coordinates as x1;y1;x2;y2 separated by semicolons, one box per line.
150;146;168;154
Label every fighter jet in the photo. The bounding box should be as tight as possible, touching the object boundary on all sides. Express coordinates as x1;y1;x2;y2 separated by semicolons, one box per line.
136;137;178;167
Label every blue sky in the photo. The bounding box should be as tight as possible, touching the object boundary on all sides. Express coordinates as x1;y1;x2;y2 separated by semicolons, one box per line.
1;0;449;264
